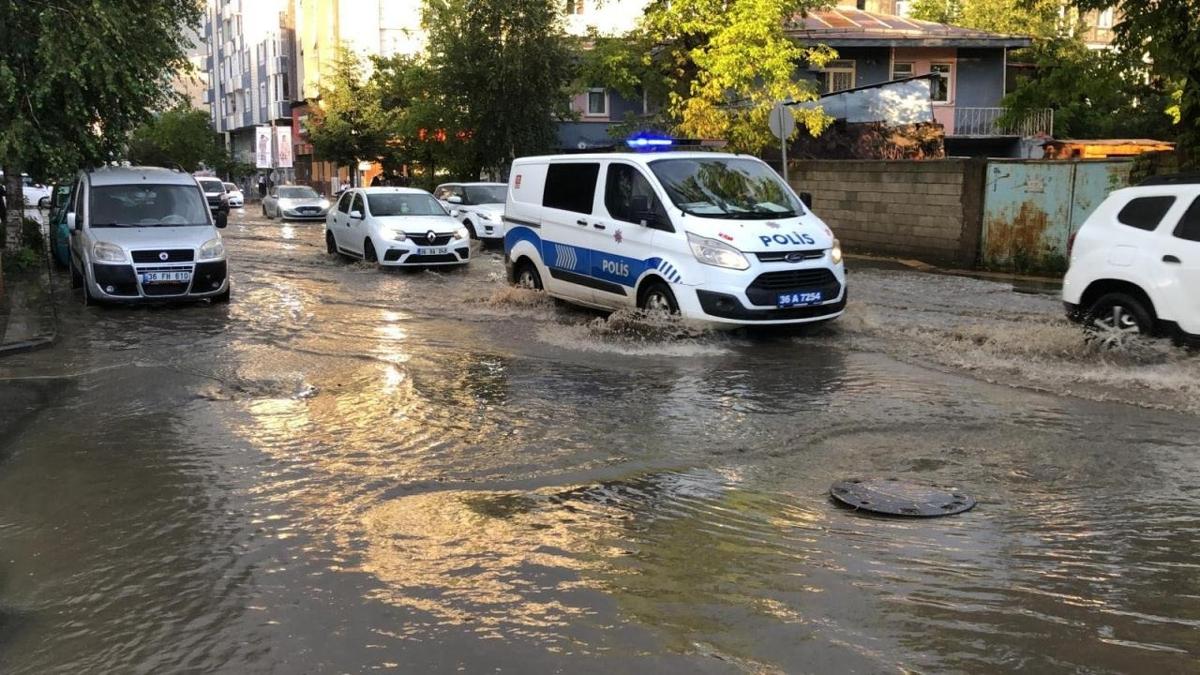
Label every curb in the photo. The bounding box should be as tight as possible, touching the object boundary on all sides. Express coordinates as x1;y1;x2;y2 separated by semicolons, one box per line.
0;332;58;356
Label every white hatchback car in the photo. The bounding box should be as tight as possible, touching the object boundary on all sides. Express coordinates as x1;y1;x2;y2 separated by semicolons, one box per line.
325;187;470;267
434;182;507;242
1063;176;1200;345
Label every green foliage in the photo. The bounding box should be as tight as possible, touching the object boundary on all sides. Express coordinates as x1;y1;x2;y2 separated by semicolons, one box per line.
908;0;962;24
422;0;574;176
127;107;224;172
304;48;392;177
0;0;201;182
20;217;43;253
1071;0;1200;169
2;246;40;272
632;0;833;153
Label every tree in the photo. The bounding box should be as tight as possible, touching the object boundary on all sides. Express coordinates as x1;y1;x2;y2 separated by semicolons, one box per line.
0;0;200;245
423;0;573;176
1071;0;1200;168
127;107;225;172
304;47;392;186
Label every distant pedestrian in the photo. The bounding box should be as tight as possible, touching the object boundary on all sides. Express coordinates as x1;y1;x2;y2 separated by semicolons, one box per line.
257;175;267;199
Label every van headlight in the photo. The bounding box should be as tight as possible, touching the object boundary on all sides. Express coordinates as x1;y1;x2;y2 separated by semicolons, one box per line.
92;241;126;263
453;226;469;241
383;228;407;242
198;237;225;260
686;232;749;270
830;238;843;265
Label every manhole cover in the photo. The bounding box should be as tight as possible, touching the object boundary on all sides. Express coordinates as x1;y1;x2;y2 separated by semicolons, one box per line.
830;478;976;517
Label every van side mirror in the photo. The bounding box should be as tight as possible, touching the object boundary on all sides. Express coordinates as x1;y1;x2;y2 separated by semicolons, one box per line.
68;212;79;232
215;211;228;229
799;191;813;208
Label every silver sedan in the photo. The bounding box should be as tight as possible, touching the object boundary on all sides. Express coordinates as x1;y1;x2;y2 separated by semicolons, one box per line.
262;185;332;221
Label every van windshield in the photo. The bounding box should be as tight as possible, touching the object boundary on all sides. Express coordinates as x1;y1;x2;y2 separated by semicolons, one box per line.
90;184;210;227
648;158;804;219
368;193;447;217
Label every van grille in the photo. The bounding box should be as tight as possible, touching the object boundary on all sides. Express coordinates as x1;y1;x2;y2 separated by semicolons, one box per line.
132;249;194;263
746;269;841;306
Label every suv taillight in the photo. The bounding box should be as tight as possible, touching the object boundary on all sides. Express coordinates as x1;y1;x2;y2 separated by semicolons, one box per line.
1068;232;1078;257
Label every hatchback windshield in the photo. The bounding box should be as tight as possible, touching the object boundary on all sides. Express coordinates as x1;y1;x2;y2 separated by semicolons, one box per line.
90;184;210;227
649;158;803;219
277;186;319;199
198;179;225;193
464;185;506;204
368;193;447;217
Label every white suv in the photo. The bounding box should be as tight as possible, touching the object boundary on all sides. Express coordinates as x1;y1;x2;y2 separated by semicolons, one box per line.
1063;176;1200;345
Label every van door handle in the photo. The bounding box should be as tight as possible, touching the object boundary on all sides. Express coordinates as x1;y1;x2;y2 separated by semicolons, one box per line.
592;223;606;230
576;219;587;226
1164;255;1182;264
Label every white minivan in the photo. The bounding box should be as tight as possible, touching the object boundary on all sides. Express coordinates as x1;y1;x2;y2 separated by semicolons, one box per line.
67;166;231;305
503;152;845;326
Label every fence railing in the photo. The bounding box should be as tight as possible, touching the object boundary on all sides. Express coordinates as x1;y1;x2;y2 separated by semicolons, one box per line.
952;107;1054;138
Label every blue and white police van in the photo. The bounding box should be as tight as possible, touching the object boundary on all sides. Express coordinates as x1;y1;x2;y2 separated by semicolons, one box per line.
503;146;846;327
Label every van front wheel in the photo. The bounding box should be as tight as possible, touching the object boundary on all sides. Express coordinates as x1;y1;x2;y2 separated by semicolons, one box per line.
639;280;679;314
514;259;542;290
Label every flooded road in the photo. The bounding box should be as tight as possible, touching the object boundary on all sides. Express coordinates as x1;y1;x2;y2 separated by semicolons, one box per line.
1;210;1198;673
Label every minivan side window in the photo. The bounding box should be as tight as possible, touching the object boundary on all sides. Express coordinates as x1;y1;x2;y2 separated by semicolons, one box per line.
1117;196;1175;231
337;192;352;213
543;163;600;215
604;164;672;231
1174;196;1200;243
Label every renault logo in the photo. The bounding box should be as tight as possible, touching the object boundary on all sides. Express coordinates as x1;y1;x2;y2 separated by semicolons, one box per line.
426;231;436;244
159;251;169;261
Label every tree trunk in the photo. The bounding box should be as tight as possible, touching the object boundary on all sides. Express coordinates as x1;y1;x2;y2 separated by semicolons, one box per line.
3;167;24;250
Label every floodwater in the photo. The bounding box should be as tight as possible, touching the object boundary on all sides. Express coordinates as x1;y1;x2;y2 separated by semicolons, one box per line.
1;210;1197;673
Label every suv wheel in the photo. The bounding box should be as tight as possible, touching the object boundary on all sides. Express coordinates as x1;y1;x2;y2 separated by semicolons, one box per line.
1086;292;1154;347
463;220;478;240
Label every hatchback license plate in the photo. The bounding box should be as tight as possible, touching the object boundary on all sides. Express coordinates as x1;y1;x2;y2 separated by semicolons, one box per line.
418;247;448;255
777;291;823;308
142;271;191;284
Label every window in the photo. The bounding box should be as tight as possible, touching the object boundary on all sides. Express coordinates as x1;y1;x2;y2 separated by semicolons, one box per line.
350;193;365;215
1097;8;1115;29
586;89;608;116
565;0;584;14
259;82;267;107
1173;197;1200;242
930;63;953;103
1117;196;1175;231
822;60;856;93
605;164;669;229
895;1;911;16
543;163;600;215
892;62;914;80
367;194;446;217
337;191;352;213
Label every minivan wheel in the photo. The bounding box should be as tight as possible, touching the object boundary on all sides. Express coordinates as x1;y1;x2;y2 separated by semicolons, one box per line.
1086;292;1154;347
514;259;542;290
364;239;378;264
639;280;679;314
326;231;337;255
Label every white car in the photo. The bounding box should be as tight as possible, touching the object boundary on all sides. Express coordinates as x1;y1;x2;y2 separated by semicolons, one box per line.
223;182;245;208
325;187;470;267
504;151;845;327
196;176;228;214
0;172;53;208
434;182;507;242
66;166;231;305
1063;176;1200;345
263;184;331;221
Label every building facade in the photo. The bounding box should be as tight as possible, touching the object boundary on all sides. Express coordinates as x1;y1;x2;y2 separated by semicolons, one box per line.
202;0;297;184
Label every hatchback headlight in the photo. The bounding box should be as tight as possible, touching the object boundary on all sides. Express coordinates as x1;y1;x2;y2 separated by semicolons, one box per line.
686;232;749;270
830;238;843;265
92;241;126;263
453;226;469;241
198;237;225;260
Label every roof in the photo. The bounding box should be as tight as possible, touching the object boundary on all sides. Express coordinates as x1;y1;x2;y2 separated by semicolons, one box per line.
788;9;1032;48
435;182;507;187
515;151;747;164
86;166;197;187
356;187;430;194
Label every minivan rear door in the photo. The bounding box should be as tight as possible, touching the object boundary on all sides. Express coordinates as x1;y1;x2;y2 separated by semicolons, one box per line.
539;162;601;302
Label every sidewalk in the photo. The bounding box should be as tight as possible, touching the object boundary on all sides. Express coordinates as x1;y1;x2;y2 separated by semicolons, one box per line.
0;258;58;357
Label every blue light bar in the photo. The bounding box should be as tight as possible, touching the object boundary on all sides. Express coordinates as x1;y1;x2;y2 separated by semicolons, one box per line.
626;133;675;149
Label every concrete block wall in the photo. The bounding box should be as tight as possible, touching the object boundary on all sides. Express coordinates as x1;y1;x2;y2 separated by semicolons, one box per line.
789;159;985;266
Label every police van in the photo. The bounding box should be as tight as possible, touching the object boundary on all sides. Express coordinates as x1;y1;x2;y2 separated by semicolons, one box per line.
503;150;845;326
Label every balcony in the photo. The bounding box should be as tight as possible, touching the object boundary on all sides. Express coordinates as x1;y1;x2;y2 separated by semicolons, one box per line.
952;107;1054;138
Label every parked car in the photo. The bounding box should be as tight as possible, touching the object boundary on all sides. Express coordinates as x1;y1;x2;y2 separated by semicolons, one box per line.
49;183;75;268
1063;175;1200;346
0;172;53;208
263;184;331;221
434;182;508;242
196;176;228;214
325;187;470;267
223;182;245;208
503;151;845;327
67;166;231;305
